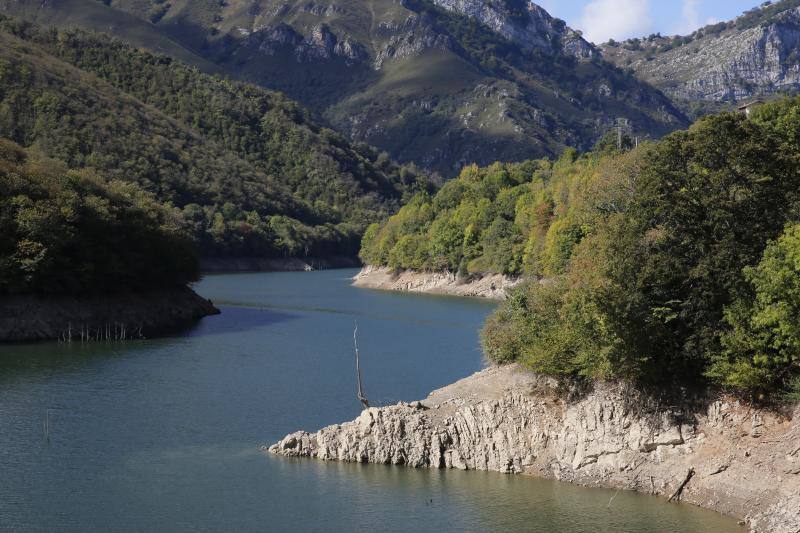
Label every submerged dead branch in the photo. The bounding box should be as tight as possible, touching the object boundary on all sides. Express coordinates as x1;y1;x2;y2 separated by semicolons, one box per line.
354;322;370;409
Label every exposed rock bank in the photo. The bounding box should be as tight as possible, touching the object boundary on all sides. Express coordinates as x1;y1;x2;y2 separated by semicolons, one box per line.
0;286;219;342
200;256;360;273
352;265;521;299
269;365;800;532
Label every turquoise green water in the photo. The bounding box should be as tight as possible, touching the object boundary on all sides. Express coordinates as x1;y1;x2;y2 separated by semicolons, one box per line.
0;270;739;531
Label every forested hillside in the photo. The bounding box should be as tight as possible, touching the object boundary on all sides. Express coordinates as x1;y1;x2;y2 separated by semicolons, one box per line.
360;133;640;277
1;0;688;176
364;98;800;398
0;16;429;259
0;138;197;295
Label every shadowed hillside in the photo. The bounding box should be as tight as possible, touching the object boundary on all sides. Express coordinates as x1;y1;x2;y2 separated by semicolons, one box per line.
0;16;430;259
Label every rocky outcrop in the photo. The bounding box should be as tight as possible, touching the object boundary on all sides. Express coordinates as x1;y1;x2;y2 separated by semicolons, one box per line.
270;365;800;532
352;265;521;299
603;6;800;106
249;23;368;64
373;13;455;69
431;0;595;59
0;287;219;342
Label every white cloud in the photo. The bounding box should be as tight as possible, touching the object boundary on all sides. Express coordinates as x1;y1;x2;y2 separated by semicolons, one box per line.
576;0;653;44
673;0;704;34
679;0;702;33
672;0;720;35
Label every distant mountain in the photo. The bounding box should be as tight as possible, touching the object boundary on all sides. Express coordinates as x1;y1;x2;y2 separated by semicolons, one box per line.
0;15;428;259
0;0;688;176
601;0;800;117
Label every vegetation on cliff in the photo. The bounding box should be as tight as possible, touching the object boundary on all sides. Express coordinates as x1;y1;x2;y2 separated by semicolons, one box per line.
0;139;197;295
0;16;429;259
601;0;800;118
363;97;800;397
484;97;800;397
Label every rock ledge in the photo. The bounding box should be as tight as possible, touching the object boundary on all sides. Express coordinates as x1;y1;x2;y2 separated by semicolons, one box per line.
352;265;521;299
269;365;800;532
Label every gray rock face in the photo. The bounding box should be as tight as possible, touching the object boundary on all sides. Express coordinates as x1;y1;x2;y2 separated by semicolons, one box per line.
351;265;522;299
373;14;455;70
269;365;800;532
431;0;595;58
250;23;367;64
270;370;691;473
603;6;800;105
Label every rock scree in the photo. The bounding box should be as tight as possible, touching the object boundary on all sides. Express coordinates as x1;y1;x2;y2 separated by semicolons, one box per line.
268;365;800;532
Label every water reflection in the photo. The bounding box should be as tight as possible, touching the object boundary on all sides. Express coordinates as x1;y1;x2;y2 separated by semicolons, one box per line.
0;269;740;532
186;305;297;338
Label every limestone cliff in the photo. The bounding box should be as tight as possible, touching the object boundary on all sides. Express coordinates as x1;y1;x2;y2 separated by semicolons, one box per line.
431;0;595;58
603;3;800;113
270;365;800;532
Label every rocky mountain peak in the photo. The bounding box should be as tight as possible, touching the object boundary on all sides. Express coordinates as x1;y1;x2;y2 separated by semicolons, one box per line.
601;0;800;114
430;0;595;58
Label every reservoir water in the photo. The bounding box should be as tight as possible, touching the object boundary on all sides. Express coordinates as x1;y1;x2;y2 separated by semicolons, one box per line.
0;269;739;532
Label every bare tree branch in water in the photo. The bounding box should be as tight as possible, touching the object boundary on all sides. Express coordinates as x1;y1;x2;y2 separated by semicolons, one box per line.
668;468;695;503
354;322;370;409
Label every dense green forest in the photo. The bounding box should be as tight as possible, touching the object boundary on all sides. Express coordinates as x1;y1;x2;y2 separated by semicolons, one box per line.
359;138;637;277
0;15;430;258
363;98;800;398
0;138;197;295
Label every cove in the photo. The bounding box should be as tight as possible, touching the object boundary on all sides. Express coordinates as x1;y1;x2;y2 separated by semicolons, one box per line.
0;269;739;531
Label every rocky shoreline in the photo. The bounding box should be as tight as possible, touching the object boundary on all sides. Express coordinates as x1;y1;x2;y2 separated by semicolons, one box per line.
0;286;219;342
352;265;521;299
269;365;800;532
200;256;360;273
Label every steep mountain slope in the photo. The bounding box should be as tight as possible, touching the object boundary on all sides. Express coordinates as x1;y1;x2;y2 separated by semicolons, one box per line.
1;0;688;176
602;0;800;117
0;0;219;71
0;16;427;258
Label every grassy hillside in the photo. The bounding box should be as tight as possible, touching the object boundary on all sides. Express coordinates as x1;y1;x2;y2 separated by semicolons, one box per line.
1;0;688;176
0;0;219;71
0;16;429;258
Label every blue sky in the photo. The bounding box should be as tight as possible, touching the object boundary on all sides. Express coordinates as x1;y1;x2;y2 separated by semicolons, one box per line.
536;0;766;44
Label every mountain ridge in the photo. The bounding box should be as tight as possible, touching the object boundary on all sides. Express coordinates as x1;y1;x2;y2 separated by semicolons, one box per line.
601;0;800;116
0;0;688;176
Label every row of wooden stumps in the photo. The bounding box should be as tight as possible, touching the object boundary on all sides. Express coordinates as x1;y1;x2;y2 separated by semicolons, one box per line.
58;323;144;343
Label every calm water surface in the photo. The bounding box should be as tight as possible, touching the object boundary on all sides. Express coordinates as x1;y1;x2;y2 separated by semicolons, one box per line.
0;269;739;532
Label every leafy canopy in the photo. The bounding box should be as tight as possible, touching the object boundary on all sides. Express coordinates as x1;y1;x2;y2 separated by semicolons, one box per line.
366;96;800;398
0;139;198;296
